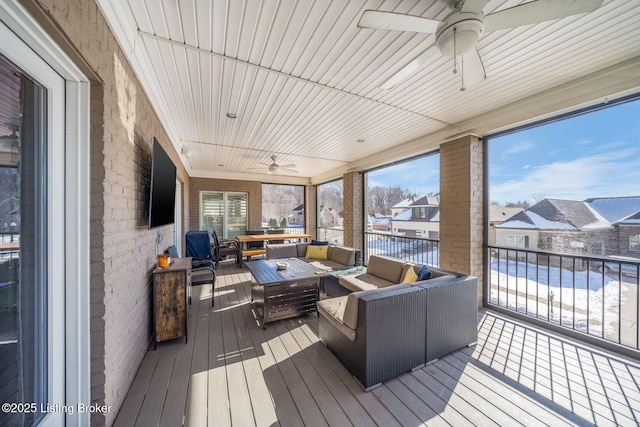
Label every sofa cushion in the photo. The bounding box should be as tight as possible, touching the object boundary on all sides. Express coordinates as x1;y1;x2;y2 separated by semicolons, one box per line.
418;265;432;280
296;242;310;258
330;246;355;266
343;283;411;329
339;273;394;292
306;245;329;260
401;266;418;283
304;259;347;271
317;296;356;341
266;243;297;259
366;254;405;283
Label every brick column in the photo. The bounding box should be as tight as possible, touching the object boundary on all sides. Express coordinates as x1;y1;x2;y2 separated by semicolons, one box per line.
343;172;364;251
439;135;484;307
306;184;317;239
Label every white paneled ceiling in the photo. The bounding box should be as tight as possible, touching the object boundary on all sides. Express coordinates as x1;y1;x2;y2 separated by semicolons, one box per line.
98;0;640;184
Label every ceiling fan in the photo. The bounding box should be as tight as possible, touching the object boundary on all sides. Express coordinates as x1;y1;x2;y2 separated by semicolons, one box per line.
358;0;604;91
256;155;298;174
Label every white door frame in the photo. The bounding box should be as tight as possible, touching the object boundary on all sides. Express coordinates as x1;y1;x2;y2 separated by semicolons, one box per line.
1;1;91;425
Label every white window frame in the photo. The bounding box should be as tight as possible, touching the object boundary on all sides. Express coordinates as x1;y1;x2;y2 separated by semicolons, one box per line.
1;2;90;425
200;191;249;239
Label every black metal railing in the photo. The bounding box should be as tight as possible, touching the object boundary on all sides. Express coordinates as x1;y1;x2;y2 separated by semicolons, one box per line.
316;227;344;246
261;226;306;234
487;245;640;351
364;231;439;267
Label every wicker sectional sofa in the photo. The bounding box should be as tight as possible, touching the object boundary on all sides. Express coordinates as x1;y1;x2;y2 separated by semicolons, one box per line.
265;242;360;271
317;254;478;390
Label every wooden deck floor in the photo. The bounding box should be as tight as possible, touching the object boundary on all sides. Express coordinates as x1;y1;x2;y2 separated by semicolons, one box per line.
114;260;640;427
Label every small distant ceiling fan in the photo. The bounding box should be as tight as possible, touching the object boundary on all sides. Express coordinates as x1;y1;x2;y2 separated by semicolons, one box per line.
255;155;298;174
358;0;604;91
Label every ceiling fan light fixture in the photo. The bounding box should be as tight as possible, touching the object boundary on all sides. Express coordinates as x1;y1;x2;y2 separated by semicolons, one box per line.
436;18;483;56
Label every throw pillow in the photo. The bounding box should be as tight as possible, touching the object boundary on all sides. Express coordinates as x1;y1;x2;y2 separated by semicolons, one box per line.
402;266;419;283
311;239;329;246
417;265;432;281
305;245;329;260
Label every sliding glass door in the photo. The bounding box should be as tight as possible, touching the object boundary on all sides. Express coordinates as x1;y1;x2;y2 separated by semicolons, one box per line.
200;191;248;239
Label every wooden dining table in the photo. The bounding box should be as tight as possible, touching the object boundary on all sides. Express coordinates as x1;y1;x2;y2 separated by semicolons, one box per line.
235;233;311;266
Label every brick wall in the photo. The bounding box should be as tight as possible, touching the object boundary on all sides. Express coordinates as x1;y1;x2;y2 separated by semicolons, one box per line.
189;178;262;233
32;0;190;424
306;185;317;239
343;172;364;251
440;135;484;307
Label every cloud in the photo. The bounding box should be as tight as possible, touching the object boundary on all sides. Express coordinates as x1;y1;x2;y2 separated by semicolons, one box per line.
499;140;535;160
491;148;640;204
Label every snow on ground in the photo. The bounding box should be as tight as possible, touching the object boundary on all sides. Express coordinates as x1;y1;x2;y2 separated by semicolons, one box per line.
490;258;636;338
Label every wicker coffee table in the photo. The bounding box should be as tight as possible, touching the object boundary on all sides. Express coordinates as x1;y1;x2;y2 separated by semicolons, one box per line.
248;258;326;329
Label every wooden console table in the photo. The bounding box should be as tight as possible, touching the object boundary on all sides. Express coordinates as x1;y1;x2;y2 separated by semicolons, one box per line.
152;257;191;344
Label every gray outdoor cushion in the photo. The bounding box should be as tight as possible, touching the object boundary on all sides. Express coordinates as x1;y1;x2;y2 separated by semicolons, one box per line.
317;296;356;341
330;246;356;266
266;243;297;259
339;273;394;292
296;242;310;258
303;259;347;271
366;254;405;283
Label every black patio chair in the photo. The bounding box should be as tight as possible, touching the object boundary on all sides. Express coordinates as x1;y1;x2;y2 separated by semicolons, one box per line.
267;228;285;244
212;230;238;265
180;231;217;306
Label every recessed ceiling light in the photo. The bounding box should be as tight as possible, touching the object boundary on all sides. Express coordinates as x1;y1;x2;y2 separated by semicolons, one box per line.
226;113;237;119
217;164;224;167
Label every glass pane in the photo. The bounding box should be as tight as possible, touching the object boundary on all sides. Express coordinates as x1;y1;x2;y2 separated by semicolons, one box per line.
226;193;247;239
317;180;344;245
201;192;224;238
261;184;304;232
0;54;47;426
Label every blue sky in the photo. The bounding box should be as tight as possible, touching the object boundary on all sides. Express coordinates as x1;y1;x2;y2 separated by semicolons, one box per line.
368;97;640;205
367;153;440;196
490;98;640;205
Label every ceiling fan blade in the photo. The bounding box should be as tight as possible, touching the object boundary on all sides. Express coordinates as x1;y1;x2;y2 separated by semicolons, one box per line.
278;164;297;169
380;44;439;90
460;0;490;14
358;10;442;33
461;48;486;89
485;0;604;32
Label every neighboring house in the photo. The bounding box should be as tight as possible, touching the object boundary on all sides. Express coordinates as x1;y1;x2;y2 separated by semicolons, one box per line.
487;204;524;245
391;196;417;217
290;203;304;225
390;196;440;239
494;197;640;257
318;205;342;227
368;214;391;231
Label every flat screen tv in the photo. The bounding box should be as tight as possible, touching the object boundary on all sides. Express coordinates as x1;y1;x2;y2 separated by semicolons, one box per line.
148;137;177;229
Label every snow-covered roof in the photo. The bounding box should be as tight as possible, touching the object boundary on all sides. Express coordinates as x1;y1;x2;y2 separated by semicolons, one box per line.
497;211;577;230
391;197;416;209
585;197;640;224
496;198;610;231
392;209;412;221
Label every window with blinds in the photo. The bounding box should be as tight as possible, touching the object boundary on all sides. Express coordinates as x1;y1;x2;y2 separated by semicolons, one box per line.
200;191;248;239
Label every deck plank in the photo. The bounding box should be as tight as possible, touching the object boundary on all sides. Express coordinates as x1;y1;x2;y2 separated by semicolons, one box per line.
235;278;302;427
184;288;211;426
228;278;280;427
159;286;201;427
112;345;160;427
115;260;640;427
207;285;231;427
